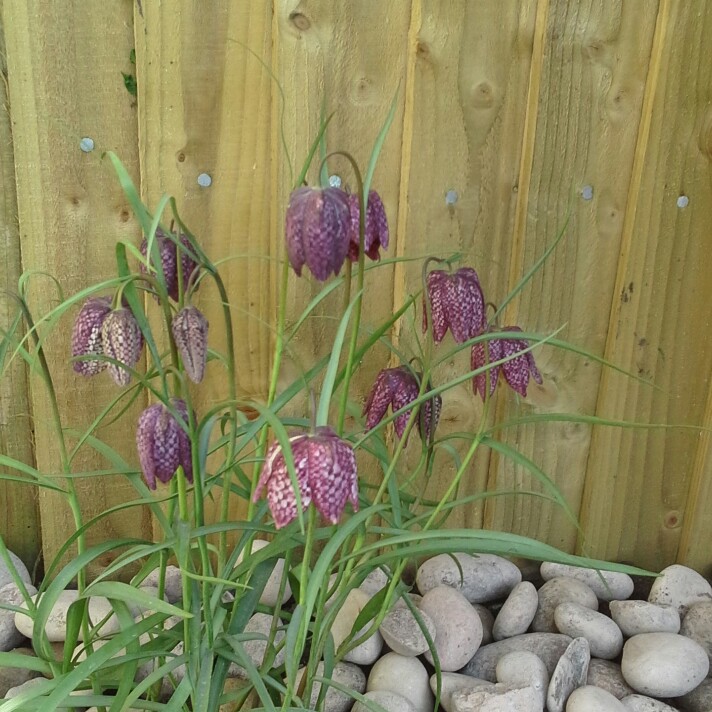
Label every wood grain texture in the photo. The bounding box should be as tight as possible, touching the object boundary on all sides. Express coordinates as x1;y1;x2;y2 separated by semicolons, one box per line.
483;0;660;553
3;0;150;577
579;0;712;570
273;1;410;448
395;0;540;528
135;0;275;404
0;0;41;569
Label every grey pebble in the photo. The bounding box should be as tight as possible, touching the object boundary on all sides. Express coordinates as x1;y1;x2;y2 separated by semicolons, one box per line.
419;586;482;671
0;583;36;652
459;632;572;681
620;694;680;711
429;672;493;712
495;650;548;709
380;603;436;657
352;690;418;712
492;581;538;641
609;600;680;637
452;683;543;712
648;565;712;617
554;601;623;659
677;676;712;712
620;632;709;698
567;685;628;711
368;652;433;712
296;661;366;712
0;552;32;591
546;636;590;712
679;599;712;669
416;553;521;604
587;659;635;700
540;562;634;602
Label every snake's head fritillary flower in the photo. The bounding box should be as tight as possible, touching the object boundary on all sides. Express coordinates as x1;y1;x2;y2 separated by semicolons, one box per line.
253;427;358;529
140;228;199;301
423;267;485;344
363;366;442;444
100;308;144;387
347;190;389;262
171;306;209;384
285;187;351;281
471;326;543;400
71;297;112;376
136;398;194;489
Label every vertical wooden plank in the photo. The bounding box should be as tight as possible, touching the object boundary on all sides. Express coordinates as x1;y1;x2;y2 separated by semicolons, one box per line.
395;0;539;528
273;2;410;447
134;2;275;526
481;0;660;552
0;1;41;568
580;0;712;570
3;0;150;577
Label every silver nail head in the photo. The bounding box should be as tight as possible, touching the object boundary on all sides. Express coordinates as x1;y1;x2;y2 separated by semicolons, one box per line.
445;189;458;205
328;174;342;188
79;137;95;152
197;173;212;187
677;195;689;208
581;185;594;200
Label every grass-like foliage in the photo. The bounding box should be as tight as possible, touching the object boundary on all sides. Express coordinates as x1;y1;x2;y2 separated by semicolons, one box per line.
0;109;663;712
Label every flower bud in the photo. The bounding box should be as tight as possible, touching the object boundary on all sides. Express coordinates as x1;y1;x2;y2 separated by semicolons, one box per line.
101;308;143;387
171;306;208;383
140;228;199;301
71;297;112;376
347;190;389;262
285;187;351;281
136;398;194;489
254;427;358;529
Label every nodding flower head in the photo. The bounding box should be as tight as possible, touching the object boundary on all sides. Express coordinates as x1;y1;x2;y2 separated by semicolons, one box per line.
253;427;358;529
136;398;194;489
140;228;199;301
100;308;144;387
347;190;389;262
71;297;112;376
363;366;442;445
171;306;209;384
285;187;351;281
423;267;485;344
471;326;543;400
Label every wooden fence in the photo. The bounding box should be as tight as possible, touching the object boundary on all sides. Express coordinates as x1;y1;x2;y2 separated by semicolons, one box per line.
1;0;711;577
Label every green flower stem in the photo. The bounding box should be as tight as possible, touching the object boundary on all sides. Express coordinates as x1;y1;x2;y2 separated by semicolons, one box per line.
299;505;318;606
176;468;192;655
210;270;239;572
333;153;366;436
342;261;353;314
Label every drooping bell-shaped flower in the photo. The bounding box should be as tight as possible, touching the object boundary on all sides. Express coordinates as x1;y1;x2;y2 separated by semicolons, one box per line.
136;398;194;489
140;228;199;301
71;297;112;376
171;306;208;383
347;190;389;262
100;308;144;387
285;187;351;281
423;267;486;344
471;326;543;400
363;366;442;444
253;427;358;529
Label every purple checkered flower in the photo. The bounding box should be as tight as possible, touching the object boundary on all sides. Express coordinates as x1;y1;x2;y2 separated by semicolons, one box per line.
140;228;199;301
136;398;194;489
471;326;543;400
347;190;389;262
363;366;442;444
285;187;351;281
71;297;112;376
253;427;358;529
100;308;144;387
172;306;209;383
423;267;485;344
